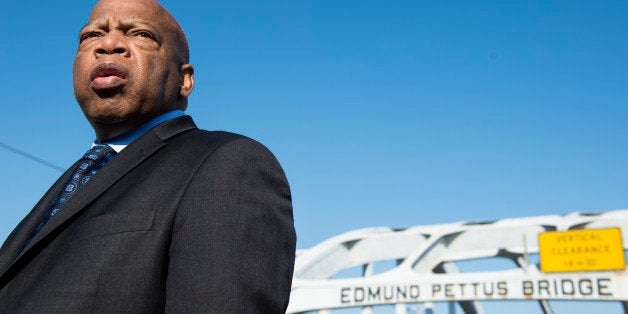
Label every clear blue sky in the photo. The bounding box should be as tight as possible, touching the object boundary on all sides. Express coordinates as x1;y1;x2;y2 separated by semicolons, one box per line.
1;1;627;312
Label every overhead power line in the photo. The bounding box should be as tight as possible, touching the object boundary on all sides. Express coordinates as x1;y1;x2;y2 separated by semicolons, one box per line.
0;141;65;173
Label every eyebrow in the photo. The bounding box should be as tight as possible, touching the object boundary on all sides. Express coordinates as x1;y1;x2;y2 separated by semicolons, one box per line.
80;19;160;33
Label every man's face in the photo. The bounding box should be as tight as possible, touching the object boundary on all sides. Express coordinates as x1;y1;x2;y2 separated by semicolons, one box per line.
73;0;193;141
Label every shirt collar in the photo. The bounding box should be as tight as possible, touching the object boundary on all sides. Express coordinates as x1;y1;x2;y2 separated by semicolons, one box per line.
92;110;185;153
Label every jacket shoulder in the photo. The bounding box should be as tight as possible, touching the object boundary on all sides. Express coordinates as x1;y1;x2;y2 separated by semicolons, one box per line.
168;129;279;161
173;129;260;149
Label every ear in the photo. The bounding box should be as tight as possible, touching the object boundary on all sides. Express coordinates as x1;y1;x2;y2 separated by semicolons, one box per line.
179;64;194;98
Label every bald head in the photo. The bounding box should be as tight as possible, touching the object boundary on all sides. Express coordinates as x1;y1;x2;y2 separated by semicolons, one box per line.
89;0;189;63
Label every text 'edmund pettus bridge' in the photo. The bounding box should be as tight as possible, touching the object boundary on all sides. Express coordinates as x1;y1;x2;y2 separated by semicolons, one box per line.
288;210;628;313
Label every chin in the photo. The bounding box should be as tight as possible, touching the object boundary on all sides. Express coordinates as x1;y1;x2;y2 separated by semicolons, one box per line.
81;96;132;119
84;106;130;125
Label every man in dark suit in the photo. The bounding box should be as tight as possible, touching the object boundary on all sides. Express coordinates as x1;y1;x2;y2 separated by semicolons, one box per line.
0;0;296;312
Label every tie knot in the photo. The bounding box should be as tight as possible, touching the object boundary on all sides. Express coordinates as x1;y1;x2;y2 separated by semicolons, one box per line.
83;144;116;163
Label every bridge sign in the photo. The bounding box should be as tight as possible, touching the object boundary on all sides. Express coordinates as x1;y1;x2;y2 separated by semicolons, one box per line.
539;228;625;272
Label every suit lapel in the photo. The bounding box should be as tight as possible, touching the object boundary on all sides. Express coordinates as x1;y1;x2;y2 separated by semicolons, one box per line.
0;166;76;272
1;116;197;279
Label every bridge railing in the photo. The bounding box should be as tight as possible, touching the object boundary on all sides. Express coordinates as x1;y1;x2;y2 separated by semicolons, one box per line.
288;210;628;314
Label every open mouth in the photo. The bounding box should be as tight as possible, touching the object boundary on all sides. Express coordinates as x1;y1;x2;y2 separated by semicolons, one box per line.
90;63;128;91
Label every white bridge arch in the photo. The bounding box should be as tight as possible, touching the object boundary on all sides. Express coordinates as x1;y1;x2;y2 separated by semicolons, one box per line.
288;210;628;314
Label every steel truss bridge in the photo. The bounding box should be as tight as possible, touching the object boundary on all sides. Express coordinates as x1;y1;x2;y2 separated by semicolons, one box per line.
288;210;628;313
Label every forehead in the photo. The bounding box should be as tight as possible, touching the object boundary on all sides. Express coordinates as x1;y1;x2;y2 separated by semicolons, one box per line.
87;0;170;26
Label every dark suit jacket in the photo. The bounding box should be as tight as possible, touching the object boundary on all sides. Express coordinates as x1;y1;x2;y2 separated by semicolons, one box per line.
0;116;296;313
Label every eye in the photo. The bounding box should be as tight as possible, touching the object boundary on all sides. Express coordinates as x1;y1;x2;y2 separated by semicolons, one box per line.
133;30;154;39
79;32;101;43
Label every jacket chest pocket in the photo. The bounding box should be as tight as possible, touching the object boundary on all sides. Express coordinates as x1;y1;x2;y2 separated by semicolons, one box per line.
67;209;156;242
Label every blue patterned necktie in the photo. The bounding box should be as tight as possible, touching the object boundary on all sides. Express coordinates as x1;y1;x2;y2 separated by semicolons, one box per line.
24;144;117;247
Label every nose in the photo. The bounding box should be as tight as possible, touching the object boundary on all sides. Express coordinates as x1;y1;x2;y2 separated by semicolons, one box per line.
94;32;129;57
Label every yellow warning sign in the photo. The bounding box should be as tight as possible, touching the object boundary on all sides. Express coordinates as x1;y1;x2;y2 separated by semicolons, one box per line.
539;228;625;272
